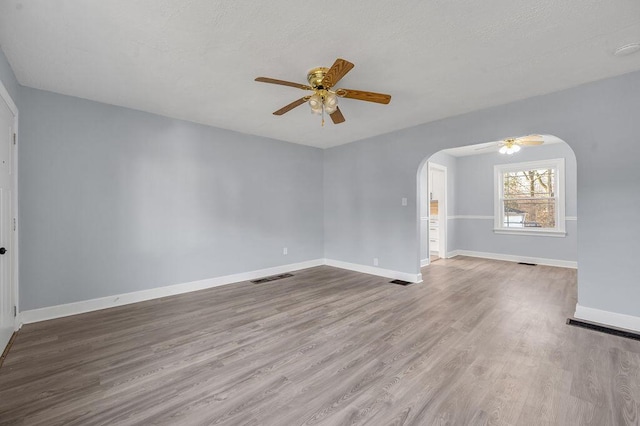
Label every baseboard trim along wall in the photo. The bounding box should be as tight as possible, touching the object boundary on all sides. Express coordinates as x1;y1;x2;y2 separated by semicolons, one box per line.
20;259;325;325
574;304;640;333
447;250;577;269
20;258;422;324
324;259;422;284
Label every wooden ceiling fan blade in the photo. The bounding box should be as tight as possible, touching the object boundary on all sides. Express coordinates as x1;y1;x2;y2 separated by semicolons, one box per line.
273;97;308;115
516;134;544;143
338;89;391;104
518;134;543;140
518;140;544;146
330;106;345;124
255;77;313;91
321;58;354;89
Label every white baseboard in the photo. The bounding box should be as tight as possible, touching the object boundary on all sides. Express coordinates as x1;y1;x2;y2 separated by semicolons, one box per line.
574;304;640;333
324;259;422;283
446;250;460;259
420;258;429;267
19;258;423;324
19;259;324;325
448;250;577;269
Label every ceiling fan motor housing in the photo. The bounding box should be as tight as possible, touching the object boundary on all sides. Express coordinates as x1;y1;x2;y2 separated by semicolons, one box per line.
307;67;329;89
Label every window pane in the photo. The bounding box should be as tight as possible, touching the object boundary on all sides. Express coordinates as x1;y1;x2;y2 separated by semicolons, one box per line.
503;198;556;228
504;169;555;198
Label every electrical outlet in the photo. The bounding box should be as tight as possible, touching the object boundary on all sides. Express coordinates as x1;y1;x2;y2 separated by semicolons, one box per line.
402;197;408;206
373;258;379;266
283;247;288;255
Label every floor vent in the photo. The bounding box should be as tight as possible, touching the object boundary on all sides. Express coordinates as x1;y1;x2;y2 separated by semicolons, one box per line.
566;318;640;341
390;279;413;286
518;262;537;266
251;273;294;284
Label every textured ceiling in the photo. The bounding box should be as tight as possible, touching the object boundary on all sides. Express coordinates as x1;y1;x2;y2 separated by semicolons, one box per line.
1;1;640;149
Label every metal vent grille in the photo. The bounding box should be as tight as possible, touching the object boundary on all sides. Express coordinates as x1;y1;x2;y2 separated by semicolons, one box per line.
390;279;413;286
251;273;294;284
567;318;640;341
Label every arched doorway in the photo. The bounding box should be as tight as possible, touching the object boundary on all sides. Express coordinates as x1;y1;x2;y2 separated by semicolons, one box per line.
417;135;577;272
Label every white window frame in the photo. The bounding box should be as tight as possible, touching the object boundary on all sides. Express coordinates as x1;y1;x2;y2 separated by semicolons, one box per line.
494;158;566;237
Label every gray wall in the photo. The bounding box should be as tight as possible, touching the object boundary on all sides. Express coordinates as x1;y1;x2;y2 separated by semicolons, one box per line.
19;87;324;310
453;143;577;261
0;48;19;106
324;69;640;318
324;141;416;269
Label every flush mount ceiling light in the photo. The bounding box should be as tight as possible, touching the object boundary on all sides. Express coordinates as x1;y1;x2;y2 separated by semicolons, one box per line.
614;43;640;57
255;58;391;126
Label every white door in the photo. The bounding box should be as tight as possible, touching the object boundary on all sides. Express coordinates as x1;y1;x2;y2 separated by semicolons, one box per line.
0;92;15;352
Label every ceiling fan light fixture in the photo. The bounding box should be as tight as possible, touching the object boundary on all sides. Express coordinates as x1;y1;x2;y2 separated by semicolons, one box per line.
500;145;517;155
255;58;391;125
324;104;338;115
324;92;338;114
325;92;338;106
494;135;543;155
309;94;323;114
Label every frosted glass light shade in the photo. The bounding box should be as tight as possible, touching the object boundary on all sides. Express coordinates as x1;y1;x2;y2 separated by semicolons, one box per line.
324;92;338;114
309;94;323;114
499;144;521;155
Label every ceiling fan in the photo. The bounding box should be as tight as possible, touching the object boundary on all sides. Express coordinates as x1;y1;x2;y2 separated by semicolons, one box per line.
476;135;545;154
255;58;391;125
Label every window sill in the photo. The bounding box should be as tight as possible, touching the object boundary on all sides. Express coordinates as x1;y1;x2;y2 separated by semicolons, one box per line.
493;228;567;237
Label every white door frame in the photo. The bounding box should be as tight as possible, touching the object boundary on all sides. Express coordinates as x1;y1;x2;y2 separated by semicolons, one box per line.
419;163;429;267
428;162;447;260
0;79;19;332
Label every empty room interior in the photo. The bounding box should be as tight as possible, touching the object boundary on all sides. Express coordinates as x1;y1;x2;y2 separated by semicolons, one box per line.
1;2;640;425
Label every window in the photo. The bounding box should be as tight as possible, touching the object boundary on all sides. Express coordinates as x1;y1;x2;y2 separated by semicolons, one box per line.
494;158;565;236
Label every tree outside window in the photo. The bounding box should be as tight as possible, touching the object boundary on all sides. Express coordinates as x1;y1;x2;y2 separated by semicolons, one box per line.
495;159;565;236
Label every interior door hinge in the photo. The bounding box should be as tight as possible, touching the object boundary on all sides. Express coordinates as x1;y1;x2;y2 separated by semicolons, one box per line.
13;218;16;231
13;306;17;317
13;133;16;145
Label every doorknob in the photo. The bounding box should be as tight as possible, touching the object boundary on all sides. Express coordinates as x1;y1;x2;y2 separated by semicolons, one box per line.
0;247;6;255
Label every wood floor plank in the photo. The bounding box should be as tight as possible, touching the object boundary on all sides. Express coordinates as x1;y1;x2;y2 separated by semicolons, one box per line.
1;258;639;425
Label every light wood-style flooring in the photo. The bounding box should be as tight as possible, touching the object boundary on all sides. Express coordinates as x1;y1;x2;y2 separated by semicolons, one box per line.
1;257;639;425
